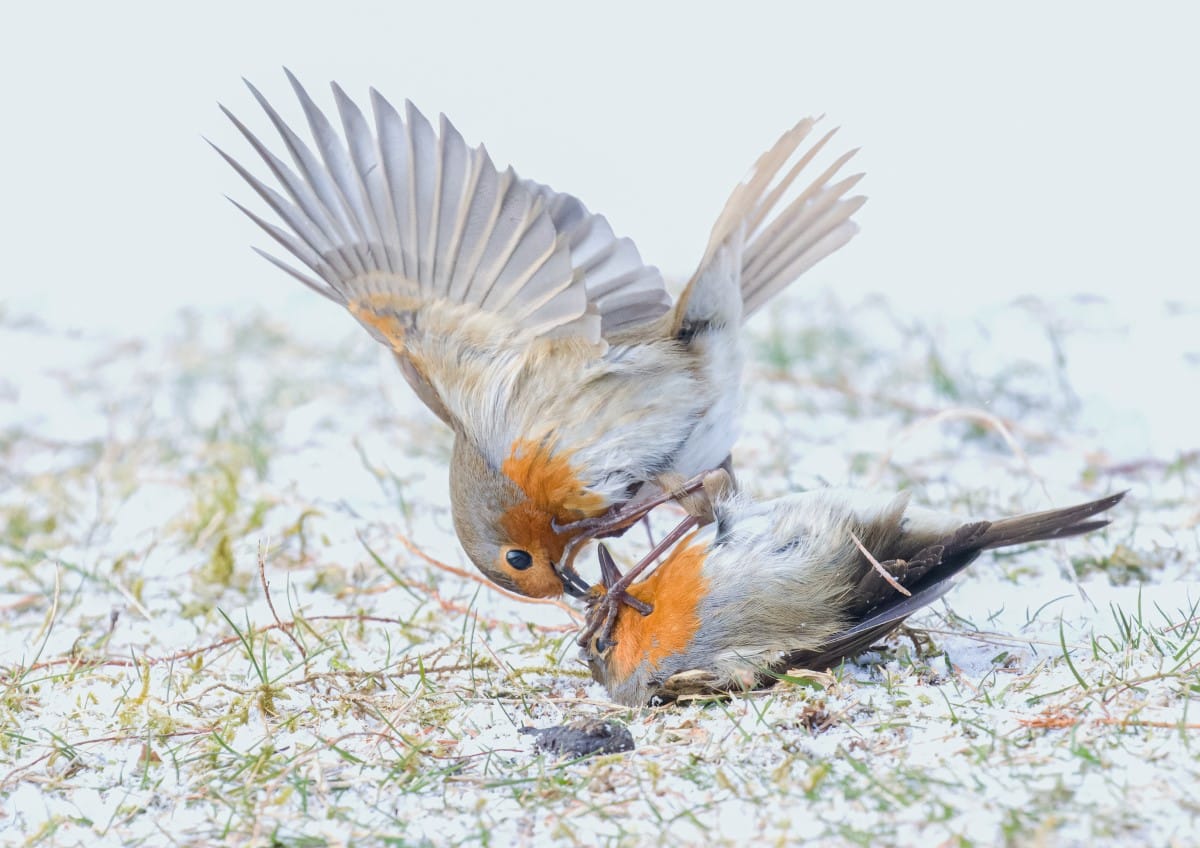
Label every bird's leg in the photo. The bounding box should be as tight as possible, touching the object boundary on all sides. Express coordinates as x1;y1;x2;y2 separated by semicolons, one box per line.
576;514;701;650
555;469;715;571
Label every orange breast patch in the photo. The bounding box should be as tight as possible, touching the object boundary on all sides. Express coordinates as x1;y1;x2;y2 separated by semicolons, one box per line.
501;439;608;521
609;533;709;683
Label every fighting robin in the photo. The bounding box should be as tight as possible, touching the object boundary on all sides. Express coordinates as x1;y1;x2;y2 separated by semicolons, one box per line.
581;472;1125;706
215;71;865;600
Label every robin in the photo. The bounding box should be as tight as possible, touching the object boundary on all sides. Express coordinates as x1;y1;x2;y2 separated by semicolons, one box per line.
580;472;1125;706
215;71;865;600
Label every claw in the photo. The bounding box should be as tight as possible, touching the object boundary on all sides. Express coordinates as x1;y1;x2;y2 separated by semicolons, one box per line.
576;513;698;649
597;544;623;589
549;516;574;535
623;594;654;616
596;546;653;614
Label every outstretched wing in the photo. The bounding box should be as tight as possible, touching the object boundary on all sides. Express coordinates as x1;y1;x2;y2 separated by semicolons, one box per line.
215;71;671;420
216;73;592;341
672;116;866;334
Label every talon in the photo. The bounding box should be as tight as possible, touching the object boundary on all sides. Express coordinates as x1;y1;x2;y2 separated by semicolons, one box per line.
596;546;653;614
597;544;623;589
624;595;654;616
550;516;576;535
577;519;693;651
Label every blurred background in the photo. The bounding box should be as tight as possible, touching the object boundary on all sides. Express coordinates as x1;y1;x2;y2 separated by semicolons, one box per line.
1;1;1196;456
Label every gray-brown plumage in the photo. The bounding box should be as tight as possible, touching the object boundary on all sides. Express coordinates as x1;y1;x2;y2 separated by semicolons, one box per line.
581;481;1125;706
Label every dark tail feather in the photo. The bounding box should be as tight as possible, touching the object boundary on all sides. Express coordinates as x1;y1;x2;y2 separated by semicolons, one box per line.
789;579;959;671
977;491;1127;550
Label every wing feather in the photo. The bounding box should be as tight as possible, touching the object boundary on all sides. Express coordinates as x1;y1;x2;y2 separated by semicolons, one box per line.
222;73;675;348
675;117;866;330
222;74;599;353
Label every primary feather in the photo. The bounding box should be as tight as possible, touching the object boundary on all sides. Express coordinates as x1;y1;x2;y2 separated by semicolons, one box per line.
672;116;866;335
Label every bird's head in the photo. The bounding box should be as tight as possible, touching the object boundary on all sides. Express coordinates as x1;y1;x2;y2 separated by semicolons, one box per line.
448;436;593;599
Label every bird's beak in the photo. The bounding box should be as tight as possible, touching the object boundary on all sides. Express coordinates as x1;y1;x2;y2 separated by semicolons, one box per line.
597;544;623;589
558;563;592;598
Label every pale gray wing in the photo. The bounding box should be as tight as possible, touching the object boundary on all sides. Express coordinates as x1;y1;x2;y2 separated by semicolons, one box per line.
527;182;671;335
677;116;866;327
214;70;598;343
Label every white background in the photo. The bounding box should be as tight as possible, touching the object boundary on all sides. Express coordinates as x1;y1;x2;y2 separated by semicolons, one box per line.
1;3;1196;455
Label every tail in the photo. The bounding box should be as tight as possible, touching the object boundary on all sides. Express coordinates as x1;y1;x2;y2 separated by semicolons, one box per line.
214;71;670;347
977;491;1127;549
786;491;1127;671
671;117;865;336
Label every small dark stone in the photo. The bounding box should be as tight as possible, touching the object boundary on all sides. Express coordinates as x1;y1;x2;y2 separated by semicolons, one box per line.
521;718;635;758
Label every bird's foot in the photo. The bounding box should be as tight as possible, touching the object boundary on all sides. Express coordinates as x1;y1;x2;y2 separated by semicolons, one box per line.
577;545;655;651
554;469;721;571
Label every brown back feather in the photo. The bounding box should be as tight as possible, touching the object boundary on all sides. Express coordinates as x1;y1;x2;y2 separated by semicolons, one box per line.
782;491;1127;673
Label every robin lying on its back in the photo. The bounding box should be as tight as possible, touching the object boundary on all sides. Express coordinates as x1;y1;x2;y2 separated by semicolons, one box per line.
581;473;1125;706
215;71;865;600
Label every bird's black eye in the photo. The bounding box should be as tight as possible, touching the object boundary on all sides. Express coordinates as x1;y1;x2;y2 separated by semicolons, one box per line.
506;549;534;570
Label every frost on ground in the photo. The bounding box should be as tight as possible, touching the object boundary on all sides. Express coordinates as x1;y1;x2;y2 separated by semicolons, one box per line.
1;294;1198;846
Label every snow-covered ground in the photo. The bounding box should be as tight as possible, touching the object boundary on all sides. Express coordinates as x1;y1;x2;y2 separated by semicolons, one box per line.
1;289;1196;845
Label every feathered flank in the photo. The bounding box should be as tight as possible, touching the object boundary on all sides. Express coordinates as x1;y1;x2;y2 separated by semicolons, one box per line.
788;491;1128;671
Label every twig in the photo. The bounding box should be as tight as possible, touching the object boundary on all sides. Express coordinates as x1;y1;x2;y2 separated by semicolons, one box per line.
1017;712;1200;731
848;530;911;597
395;533;584;623
951;664;981;695
1163;616;1200;635
354;569;579;632
258;539;308;663
0;594;41;613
